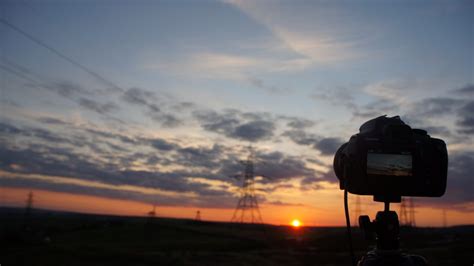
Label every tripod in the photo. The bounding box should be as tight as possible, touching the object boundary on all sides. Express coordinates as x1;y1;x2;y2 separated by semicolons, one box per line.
357;201;427;266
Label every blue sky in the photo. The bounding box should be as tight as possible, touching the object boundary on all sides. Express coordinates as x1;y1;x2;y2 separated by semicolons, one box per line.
0;0;473;225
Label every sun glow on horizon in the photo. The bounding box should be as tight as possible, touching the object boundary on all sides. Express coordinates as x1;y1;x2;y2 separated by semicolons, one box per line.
291;219;301;228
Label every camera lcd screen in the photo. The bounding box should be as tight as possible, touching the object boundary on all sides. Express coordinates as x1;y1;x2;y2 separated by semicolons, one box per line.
367;152;412;176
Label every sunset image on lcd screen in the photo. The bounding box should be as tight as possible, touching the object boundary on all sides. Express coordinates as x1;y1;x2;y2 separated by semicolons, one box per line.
291;219;301;228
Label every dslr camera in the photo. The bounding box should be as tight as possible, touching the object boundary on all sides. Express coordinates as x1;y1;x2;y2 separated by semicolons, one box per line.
333;115;448;201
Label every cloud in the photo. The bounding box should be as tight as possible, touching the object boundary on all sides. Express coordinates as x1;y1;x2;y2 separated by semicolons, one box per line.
282;129;343;156
265;200;304;207
78;98;119;115
310;82;414;120
457;101;474;134
2;59;178;127
190;52;258;72
412;97;465;117
0;172;236;209
283;129;319;146
253;151;317;182
350;80;427;119
194;109;276;141
226;0;365;66
4;61;124;121
280;116;316;129
122;87;160;112
311;87;357;110
2;59;173;126
347;82;473;146
0;122;74;146
0;122;22;135
83;128;137;145
1;116;324;206
149;138;178;151
443;151;474;204
231;120;275;141
299;176;325;191
299;166;339;191
363;80;410;103
121;87;182;127
44;83;122;118
246;76;289;93
36;117;68;125
174;144;225;170
0;120;130;155
421;126;452;138
0;142;225;196
315;137;344;156
0;119;327;209
49;81;91;98
319;169;338;183
145;52;260;79
143;2;366;81
453;84;474;95
398;95;473;136
195;109;239;134
150;113;182;128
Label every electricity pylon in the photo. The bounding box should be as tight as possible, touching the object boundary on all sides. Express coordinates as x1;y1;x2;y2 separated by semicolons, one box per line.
23;191;34;227
25;191;34;216
353;195;362;226
408;197;416;227
442;208;447;228
148;204;156;217
399;197;416;227
230;152;263;224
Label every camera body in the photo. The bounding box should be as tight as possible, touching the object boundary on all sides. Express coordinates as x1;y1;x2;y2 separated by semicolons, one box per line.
333;115;448;199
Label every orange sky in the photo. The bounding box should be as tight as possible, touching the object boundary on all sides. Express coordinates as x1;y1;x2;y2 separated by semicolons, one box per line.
2;187;472;227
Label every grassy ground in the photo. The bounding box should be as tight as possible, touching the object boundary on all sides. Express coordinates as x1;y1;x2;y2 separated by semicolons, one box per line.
1;208;472;266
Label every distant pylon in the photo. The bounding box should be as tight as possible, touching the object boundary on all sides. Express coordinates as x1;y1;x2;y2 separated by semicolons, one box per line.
148;204;156;217
195;210;201;221
400;197;416;227
231;152;263;224
25;191;34;216
353;195;362;226
442;208;447;228
408;197;416;227
399;198;409;226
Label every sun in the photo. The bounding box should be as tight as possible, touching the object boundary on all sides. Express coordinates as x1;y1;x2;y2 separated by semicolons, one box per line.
291;219;301;228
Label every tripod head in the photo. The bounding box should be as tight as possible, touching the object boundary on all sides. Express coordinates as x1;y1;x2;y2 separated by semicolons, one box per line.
357;201;427;266
359;202;400;250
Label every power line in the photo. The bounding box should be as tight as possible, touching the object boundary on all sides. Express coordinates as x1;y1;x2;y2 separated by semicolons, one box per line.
0;63;40;85
0;18;123;92
0;59;126;124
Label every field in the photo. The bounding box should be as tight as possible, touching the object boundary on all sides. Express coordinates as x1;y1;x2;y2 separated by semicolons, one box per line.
1;207;472;266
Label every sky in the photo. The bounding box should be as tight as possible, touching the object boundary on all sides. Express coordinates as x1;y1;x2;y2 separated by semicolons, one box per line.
0;0;473;226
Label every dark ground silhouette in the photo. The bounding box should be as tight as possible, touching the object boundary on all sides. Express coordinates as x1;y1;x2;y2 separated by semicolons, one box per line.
1;207;472;266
